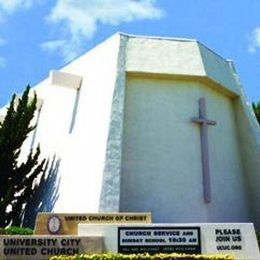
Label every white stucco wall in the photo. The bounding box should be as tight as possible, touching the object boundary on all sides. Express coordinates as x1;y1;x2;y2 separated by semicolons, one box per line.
99;34;128;212
23;33;122;213
198;44;240;95
120;75;251;223
235;98;260;228
126;36;205;77
232;78;260;228
125;35;240;96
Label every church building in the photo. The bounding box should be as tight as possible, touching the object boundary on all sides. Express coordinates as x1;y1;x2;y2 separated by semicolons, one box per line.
1;33;260;228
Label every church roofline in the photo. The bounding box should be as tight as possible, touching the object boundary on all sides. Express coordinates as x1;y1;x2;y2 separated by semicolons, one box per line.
7;31;241;108
197;41;232;65
117;32;197;43
117;32;230;65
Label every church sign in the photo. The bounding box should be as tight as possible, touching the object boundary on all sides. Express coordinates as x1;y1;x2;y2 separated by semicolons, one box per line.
0;236;103;260
78;223;260;259
118;226;201;254
34;212;151;235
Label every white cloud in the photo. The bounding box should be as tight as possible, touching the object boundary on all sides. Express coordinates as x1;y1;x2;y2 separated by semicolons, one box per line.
41;40;78;62
0;56;6;68
0;0;34;14
43;0;164;61
248;28;260;53
0;0;37;68
41;40;66;51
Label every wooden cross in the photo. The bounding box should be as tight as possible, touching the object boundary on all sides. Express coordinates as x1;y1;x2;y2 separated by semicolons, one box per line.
191;98;216;203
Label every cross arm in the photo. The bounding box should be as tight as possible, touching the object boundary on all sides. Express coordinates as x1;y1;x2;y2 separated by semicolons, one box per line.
191;118;216;126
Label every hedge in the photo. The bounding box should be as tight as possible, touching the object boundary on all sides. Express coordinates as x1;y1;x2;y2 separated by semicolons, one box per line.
0;226;33;235
50;253;234;260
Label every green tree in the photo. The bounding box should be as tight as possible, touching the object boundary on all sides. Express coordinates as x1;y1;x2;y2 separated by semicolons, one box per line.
252;102;260;125
0;86;46;227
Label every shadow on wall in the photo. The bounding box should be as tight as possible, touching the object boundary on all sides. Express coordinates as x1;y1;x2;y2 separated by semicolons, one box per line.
22;155;61;228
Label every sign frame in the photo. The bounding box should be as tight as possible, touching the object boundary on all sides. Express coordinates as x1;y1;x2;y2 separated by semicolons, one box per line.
118;226;201;254
34;212;152;235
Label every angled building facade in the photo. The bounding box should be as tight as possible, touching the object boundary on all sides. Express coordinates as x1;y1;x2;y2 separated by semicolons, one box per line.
1;33;260;228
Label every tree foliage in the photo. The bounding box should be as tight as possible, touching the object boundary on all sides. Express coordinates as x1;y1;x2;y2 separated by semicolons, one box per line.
0;86;45;227
252;102;260;125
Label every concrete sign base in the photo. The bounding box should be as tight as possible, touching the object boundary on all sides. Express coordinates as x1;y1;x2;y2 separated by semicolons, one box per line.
79;223;260;260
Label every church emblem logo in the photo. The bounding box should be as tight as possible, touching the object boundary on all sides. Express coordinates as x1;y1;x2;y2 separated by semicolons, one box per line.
47;216;62;234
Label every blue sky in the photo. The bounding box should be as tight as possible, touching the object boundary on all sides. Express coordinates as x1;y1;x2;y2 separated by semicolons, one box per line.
0;0;259;106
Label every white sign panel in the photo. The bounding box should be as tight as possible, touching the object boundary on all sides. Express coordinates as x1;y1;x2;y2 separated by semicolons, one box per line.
118;226;201;254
